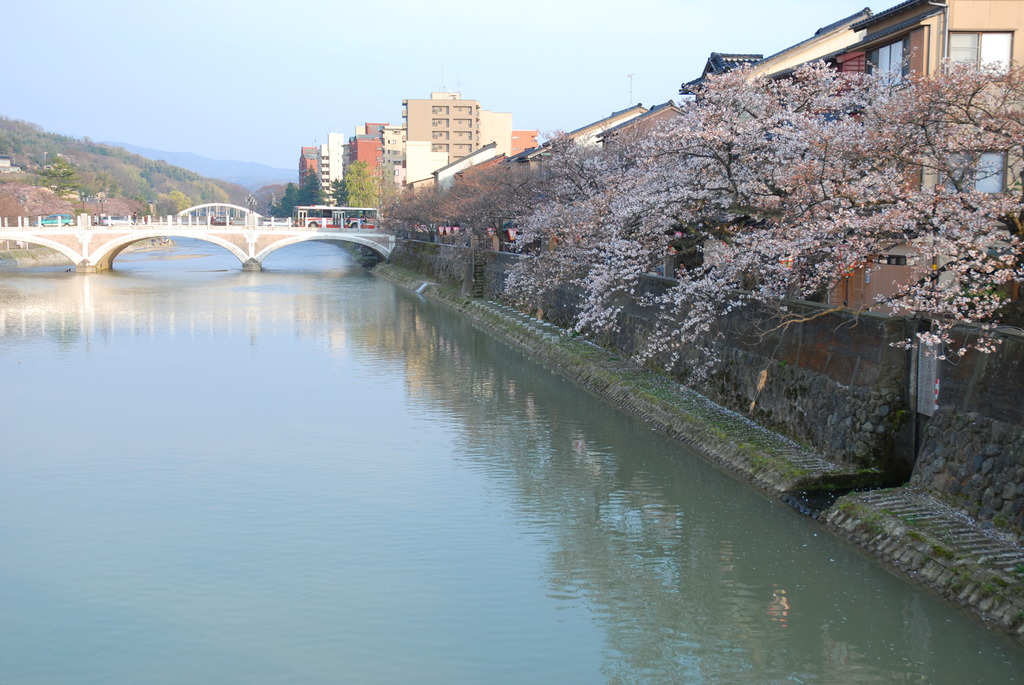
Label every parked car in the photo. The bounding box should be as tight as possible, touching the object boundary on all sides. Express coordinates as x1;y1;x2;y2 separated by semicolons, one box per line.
98;215;134;226
210;216;227;226
38;214;74;227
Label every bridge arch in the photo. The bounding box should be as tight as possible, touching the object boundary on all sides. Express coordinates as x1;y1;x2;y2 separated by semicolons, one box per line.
5;235;85;267
253;234;392;265
89;230;251;271
178;203;259;221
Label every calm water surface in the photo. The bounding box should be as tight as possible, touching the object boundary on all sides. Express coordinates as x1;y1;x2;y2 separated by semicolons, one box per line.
1;239;1023;684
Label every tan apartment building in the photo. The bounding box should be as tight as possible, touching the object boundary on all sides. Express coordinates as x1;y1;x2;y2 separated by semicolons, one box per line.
404;92;481;164
401;92;517;183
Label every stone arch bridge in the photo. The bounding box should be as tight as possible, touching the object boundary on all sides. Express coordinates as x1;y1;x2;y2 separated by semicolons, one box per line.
0;216;394;272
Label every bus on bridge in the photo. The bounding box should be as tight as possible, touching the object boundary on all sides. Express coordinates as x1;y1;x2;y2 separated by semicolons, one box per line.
294;205;378;230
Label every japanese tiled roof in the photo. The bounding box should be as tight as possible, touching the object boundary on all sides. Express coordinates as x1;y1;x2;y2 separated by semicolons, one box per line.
680;53;763;94
851;0;932;31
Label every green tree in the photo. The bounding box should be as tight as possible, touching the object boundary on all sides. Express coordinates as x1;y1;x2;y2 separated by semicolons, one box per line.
38;156;80;197
155;189;193;215
296;172;324;206
327;178;347;205
344;161;379;208
271;182;300;217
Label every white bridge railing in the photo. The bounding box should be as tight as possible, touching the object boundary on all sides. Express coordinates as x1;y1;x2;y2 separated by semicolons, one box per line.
0;215;382;231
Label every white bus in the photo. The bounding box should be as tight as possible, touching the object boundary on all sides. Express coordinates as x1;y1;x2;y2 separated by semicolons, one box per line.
293;205;378;229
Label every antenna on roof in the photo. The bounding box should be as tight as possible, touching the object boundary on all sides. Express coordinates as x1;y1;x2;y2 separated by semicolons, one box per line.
627;74;635;105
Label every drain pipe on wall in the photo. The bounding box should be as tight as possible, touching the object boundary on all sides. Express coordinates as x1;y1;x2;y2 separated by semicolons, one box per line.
928;1;949;64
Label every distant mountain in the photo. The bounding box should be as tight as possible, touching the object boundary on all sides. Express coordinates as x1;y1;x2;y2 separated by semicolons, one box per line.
107;142;296;190
0;117;253;211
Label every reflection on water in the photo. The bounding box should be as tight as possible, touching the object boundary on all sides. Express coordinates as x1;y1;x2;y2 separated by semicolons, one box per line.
1;240;1023;684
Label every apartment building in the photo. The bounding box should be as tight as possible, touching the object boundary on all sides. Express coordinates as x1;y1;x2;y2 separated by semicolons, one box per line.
404;92;480;164
298;146;320;183
511;130;539;156
346;123;386;174
401;92;519;183
381;124;407;185
318;132;347;187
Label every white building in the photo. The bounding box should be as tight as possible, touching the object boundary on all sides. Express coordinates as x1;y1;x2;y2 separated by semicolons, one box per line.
318;132;347;187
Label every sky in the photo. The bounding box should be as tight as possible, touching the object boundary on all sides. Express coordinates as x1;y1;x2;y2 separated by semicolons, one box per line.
5;0;886;171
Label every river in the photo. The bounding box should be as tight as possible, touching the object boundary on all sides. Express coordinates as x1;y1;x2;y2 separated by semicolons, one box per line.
1;239;1022;684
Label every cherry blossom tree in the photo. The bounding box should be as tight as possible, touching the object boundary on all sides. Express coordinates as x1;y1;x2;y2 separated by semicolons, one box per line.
0;182;74;219
506;61;1024;367
504;131;665;329
385;162;539;245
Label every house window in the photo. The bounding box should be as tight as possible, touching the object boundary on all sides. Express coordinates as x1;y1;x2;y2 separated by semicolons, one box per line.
947;152;1006;193
868;38;909;82
975;152;1006;193
950;32;1012;72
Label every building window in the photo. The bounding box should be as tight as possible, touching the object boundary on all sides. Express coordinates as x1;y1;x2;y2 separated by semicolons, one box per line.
950;32;1012;72
975;152;1006;193
868;38;909;82
947;152;1006;193
432;119;448;128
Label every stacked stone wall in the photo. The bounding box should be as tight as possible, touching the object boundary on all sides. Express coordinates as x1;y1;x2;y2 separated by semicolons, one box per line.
911;330;1024;542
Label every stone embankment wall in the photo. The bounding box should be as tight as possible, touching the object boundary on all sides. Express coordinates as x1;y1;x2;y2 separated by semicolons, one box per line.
0;246;72;267
391;241;913;477
389;240;1024;542
911;328;1024;539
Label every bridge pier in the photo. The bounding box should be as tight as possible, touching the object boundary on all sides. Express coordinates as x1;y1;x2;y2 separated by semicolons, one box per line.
76;260;98;273
242;258;262;272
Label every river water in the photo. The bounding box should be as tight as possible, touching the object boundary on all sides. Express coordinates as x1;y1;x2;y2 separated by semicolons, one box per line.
0;239;1022;684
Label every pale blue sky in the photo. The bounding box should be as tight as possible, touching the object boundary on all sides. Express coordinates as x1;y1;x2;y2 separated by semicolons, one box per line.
6;0;880;170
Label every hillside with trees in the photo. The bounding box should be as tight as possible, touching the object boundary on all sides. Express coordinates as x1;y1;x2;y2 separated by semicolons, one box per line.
0;117;254;218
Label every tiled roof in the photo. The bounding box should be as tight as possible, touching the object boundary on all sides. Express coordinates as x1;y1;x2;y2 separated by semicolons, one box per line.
757;8;872;64
851;0;932;31
681;53;763;94
858;8;944;46
707;52;764;72
597;100;682;139
815;7;872;36
432;141;498;176
564;104;648;138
